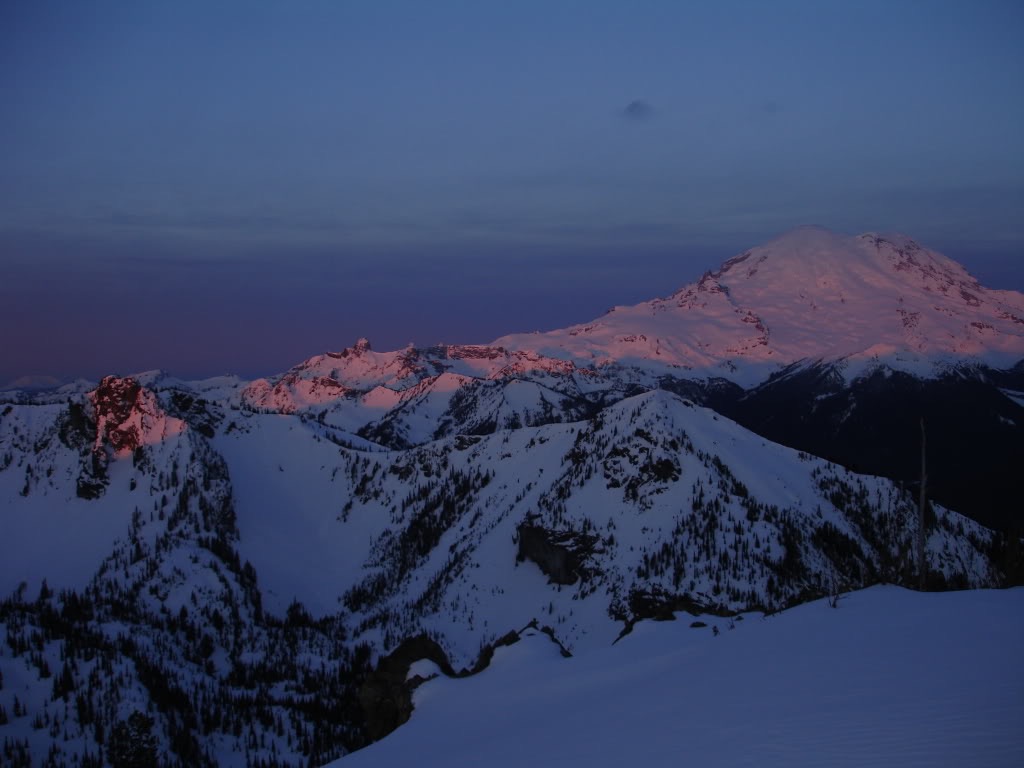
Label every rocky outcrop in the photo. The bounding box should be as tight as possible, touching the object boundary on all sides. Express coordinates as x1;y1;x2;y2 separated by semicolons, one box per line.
359;634;453;742
516;521;598;585
89;376;185;457
92;376;145;453
359;629;525;742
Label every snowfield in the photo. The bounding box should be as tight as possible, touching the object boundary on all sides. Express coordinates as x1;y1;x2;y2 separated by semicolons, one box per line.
337;586;1024;768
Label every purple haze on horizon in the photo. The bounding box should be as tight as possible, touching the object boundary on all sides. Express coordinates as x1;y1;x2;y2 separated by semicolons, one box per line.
1;1;1022;382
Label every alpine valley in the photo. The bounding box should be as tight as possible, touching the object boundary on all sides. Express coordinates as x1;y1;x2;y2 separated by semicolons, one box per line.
1;227;1022;767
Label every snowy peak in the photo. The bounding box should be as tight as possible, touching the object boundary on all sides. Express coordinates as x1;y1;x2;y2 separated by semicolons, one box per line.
230;229;1023;452
711;227;981;304
496;227;1024;383
713;228;1024;364
1;288;1019;767
89;375;186;456
241;338;591;416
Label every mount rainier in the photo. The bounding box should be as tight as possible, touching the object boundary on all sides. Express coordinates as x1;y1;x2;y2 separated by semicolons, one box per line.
1;227;1021;767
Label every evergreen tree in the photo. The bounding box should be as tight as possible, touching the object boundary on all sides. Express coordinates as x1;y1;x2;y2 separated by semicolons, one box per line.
108;711;158;768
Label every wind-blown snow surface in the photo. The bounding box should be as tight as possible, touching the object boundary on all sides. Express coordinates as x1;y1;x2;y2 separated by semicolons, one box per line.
337;586;1024;768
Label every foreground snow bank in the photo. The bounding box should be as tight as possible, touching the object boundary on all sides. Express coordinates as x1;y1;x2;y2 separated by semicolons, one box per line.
337;586;1024;767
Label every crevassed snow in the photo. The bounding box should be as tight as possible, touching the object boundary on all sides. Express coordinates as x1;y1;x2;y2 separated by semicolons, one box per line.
336;586;1024;768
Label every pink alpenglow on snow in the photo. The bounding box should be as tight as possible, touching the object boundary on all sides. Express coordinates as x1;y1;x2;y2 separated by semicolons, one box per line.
228;229;1024;419
495;227;1024;385
90;376;187;456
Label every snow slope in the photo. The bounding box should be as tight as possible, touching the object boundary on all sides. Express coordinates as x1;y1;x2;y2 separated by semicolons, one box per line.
496;227;1024;385
213;412;399;616
338;586;1024;768
2;379;999;669
0;395;192;594
215;387;996;667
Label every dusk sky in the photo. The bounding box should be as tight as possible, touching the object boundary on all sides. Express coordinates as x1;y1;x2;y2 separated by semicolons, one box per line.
2;0;1022;383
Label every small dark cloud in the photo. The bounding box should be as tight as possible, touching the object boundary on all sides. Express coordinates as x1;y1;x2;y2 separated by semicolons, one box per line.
622;100;654;121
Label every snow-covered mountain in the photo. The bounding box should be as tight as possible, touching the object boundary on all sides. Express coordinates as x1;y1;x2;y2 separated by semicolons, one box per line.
219;227;1024;528
1;374;1017;766
1;227;1021;766
497;226;1024;384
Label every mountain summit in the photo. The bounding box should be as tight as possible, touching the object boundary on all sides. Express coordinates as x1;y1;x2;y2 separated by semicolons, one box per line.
496;227;1024;384
1;227;1021;767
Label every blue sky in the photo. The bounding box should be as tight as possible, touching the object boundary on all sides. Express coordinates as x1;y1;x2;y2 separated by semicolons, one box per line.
1;1;1022;381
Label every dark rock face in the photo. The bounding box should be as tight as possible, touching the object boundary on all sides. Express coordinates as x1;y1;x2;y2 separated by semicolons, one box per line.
92;376;145;453
165;390;220;438
55;398;110;498
57;400;94;451
684;362;1024;532
627;587;736;623
359;634;453;743
658;375;744;413
516;523;597;585
359;629;525;743
75;473;107;499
